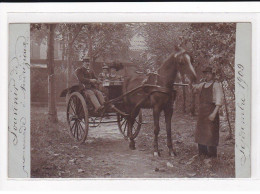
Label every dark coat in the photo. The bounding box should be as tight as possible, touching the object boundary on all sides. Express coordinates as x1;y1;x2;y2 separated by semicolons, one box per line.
75;67;97;89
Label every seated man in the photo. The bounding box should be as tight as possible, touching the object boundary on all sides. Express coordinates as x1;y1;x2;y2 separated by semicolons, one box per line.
75;57;105;113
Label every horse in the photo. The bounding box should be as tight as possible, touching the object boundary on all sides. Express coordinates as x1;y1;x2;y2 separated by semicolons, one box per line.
122;50;197;157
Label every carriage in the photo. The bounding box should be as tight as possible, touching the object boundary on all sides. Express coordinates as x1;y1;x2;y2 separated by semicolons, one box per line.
60;51;195;157
60;78;143;144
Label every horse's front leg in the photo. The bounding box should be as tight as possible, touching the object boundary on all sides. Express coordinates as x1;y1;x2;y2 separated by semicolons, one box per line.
128;108;140;150
153;108;161;157
164;105;176;157
128;118;136;150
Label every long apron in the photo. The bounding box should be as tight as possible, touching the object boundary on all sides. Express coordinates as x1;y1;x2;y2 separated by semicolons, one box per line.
195;82;219;146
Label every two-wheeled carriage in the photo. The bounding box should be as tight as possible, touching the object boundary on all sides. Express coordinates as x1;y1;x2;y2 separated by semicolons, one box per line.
60;80;142;144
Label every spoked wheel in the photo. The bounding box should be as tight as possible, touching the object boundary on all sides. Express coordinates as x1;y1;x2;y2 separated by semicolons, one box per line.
117;110;142;140
66;92;89;144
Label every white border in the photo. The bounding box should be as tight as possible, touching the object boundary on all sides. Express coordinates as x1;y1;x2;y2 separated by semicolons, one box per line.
6;12;258;23
1;2;260;191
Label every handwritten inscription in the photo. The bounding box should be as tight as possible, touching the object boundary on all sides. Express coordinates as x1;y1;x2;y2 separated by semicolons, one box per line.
236;63;249;166
9;34;30;177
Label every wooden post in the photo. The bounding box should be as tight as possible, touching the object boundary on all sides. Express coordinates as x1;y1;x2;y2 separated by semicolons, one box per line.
219;67;233;139
190;92;196;116
181;77;186;113
221;82;233;139
47;24;58;123
182;86;186;113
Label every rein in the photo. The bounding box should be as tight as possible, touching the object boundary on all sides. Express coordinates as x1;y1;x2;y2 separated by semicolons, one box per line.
107;84;172;105
106;52;190;117
104;84;172;119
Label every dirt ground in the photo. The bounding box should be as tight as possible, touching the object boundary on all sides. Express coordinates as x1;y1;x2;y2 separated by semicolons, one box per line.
31;105;235;178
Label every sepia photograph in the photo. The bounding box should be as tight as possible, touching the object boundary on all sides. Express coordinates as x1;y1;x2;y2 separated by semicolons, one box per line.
28;22;238;178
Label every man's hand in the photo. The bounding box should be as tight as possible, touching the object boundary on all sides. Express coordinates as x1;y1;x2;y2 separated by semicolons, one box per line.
90;79;97;83
208;113;216;121
208;105;220;121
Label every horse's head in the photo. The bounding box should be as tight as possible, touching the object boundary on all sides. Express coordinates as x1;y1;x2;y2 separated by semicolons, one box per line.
176;53;197;83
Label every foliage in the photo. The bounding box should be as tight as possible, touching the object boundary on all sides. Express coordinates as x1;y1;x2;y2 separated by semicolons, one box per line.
31;24;49;45
54;23;133;65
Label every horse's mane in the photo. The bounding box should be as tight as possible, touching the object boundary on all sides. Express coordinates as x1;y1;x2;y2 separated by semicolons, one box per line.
157;52;177;72
157;49;192;73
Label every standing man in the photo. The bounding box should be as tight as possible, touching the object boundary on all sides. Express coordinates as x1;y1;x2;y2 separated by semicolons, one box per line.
98;63;110;97
192;66;223;157
75;57;105;113
98;63;110;81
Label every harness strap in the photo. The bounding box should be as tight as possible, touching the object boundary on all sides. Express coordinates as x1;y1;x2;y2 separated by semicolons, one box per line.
142;84;172;94
107;84;172;105
129;86;172;117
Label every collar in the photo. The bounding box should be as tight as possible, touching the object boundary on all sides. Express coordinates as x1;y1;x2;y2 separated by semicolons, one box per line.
110;74;116;77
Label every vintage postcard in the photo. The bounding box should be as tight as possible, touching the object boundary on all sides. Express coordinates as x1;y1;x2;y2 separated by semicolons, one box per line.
8;19;251;179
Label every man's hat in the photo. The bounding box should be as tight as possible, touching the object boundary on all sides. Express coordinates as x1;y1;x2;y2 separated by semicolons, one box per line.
102;64;109;69
82;57;90;63
202;66;214;74
110;62;123;71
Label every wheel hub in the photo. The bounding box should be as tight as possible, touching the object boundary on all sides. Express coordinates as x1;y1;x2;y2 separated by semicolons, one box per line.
69;115;78;121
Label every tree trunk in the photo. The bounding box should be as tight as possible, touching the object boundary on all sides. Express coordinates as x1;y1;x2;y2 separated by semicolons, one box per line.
62;32;65;62
66;24;84;88
67;33;73;88
87;26;93;70
47;24;58;123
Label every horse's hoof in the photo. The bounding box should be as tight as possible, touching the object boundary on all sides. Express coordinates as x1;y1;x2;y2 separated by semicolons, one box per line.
169;149;177;157
129;141;136;150
169;151;176;157
153;152;160;157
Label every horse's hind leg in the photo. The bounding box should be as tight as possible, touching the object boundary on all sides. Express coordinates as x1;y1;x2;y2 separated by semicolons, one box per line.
153;107;161;157
128;107;142;150
164;106;177;157
128;118;136;150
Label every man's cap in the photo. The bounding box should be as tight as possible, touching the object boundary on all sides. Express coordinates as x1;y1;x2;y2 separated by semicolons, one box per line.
202;66;214;73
